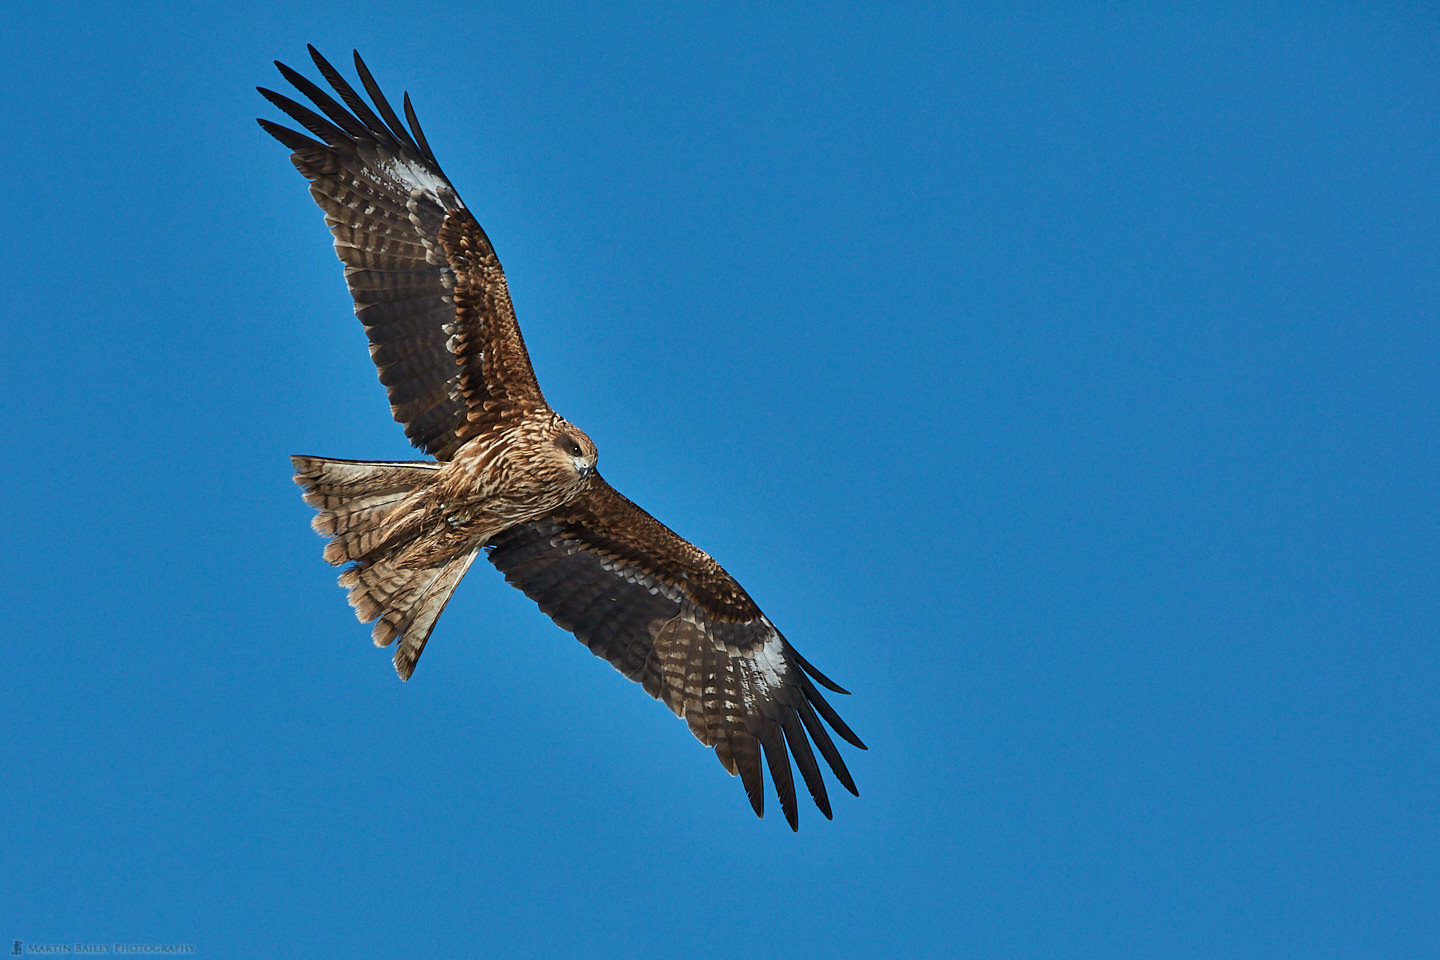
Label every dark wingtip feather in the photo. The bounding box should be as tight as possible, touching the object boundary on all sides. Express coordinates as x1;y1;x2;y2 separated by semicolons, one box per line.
800;673;867;750
257;116;325;154
352;49;416;149
758;726;799;831
782;711;832;819
306;45;391;140
739;753;765;819
796;696;859;796
793;648;851;695
273;59;370;141
403;92;437;165
257;86;349;145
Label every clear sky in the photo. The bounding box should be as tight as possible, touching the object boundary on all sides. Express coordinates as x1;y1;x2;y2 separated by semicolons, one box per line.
4;2;1437;958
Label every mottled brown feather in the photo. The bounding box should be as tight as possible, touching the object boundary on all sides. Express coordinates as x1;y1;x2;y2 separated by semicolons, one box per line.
486;476;865;830
259;47;542;460
547;480;761;620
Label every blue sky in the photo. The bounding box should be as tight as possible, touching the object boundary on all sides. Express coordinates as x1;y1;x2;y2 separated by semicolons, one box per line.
4;2;1437;957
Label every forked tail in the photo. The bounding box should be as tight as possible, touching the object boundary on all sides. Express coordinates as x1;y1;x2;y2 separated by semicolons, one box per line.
291;455;475;679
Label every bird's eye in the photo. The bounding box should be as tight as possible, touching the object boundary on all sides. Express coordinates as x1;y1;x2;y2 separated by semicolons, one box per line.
560;437;583;456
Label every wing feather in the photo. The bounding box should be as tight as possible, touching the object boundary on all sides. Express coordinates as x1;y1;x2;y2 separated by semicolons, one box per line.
259;49;545;460
796;694;857;796
256;117;324;155
404;92;438;161
757;723;799;831
781;707;831;820
272;61;372;140
304;46;392;138
351;49;422;152
484;477;864;829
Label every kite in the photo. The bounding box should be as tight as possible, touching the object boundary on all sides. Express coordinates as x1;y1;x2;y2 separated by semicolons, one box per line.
259;47;864;828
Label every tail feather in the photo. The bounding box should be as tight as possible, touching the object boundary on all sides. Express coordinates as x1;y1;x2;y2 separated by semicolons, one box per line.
292;454;471;680
336;550;478;679
292;455;438;563
392;551;478;679
292;455;438;503
315;490;411;563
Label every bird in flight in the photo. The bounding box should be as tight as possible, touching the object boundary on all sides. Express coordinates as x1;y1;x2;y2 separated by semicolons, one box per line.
259;47;864;828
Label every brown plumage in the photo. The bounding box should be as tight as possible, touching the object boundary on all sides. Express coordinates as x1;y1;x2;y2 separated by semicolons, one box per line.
260;47;864;829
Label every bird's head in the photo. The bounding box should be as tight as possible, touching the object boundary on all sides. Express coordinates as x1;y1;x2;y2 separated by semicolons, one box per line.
549;420;598;482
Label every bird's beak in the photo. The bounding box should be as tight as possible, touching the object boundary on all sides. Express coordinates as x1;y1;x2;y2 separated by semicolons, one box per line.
576;462;595;479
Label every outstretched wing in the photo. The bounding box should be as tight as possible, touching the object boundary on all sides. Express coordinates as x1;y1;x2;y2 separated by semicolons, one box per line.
259;46;544;461
484;477;865;830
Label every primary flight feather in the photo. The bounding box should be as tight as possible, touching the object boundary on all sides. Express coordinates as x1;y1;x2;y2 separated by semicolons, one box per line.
259;47;864;829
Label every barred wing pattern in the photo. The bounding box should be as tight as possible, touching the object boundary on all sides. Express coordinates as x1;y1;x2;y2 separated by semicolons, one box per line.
487;478;865;829
259;46;542;460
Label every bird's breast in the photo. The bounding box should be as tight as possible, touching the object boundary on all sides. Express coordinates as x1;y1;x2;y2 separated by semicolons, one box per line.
437;429;579;525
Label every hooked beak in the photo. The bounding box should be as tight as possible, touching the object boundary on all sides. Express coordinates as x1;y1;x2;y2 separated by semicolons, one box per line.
576;462;595;479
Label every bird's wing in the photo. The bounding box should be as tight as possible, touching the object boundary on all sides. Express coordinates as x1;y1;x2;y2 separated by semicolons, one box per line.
484;476;865;830
259;46;544;461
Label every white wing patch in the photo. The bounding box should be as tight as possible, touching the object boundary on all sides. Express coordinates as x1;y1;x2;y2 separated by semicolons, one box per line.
738;633;790;709
379;156;454;203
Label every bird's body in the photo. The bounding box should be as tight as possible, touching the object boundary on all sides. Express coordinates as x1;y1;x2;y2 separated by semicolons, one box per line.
331;409;596;565
260;47;863;828
293;403;598;674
